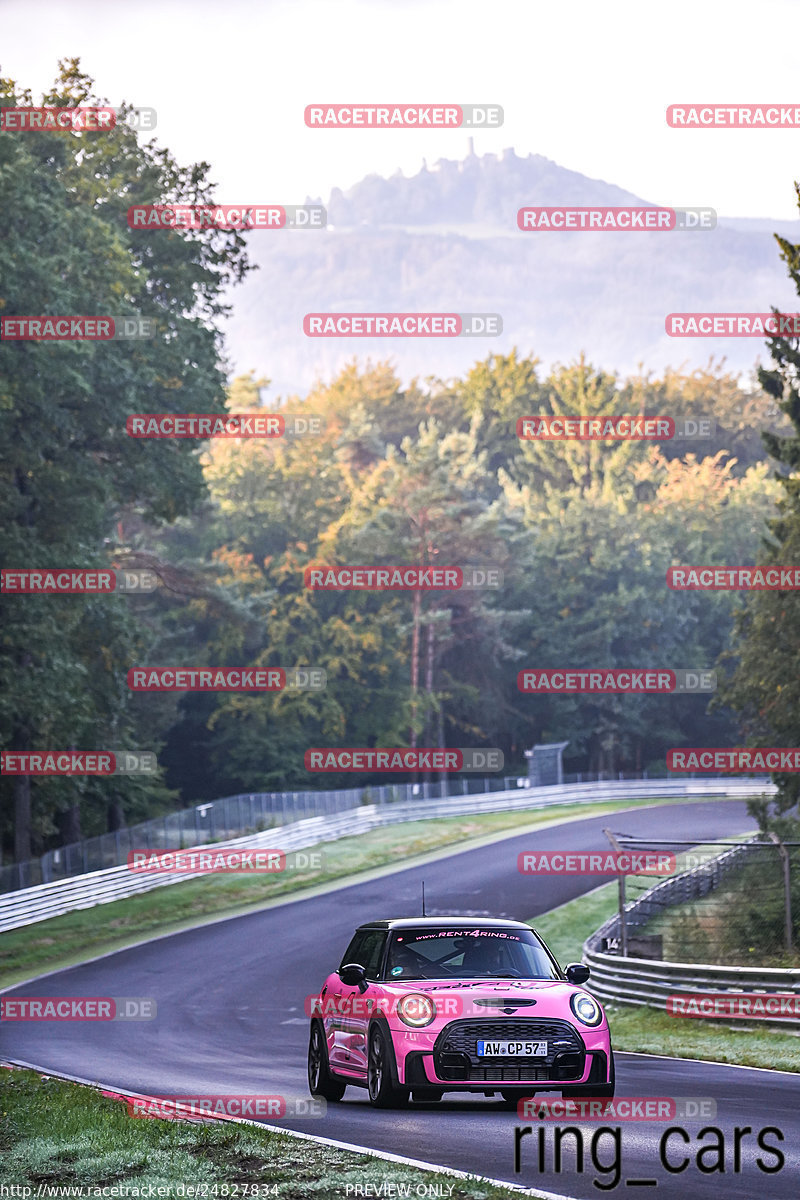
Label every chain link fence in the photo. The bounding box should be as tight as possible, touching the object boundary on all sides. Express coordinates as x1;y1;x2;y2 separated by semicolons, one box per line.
599;835;800;969
0;767;681;894
0;772;526;893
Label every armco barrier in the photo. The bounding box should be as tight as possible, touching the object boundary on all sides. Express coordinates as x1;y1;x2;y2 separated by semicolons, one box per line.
583;835;800;1029
0;776;772;933
1;769;750;894
2;773;529;893
0;811;376;934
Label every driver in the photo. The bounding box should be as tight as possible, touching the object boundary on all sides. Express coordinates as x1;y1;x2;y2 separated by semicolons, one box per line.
461;939;508;976
387;940;423;977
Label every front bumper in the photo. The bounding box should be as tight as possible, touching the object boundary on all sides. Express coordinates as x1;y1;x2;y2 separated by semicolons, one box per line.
390;1017;610;1089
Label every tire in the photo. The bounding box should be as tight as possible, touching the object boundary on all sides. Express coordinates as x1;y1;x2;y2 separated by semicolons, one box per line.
562;1049;615;1100
307;1020;346;1101
367;1022;409;1108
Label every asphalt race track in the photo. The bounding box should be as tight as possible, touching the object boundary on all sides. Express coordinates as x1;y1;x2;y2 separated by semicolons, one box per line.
4;800;800;1199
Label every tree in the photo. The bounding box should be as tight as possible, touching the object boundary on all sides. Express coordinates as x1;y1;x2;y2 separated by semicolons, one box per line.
719;181;800;827
322;419;528;777
0;61;250;861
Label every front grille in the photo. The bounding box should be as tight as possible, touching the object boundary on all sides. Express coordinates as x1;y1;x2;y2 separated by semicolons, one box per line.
434;1019;584;1082
465;1063;554;1081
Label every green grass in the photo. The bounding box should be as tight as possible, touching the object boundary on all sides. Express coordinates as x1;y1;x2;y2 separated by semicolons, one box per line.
600;1005;800;1072
639;857;800;969
1;794;705;987
531;839;800;1074
0;1067;535;1199
531;882;620;966
531;837;755;965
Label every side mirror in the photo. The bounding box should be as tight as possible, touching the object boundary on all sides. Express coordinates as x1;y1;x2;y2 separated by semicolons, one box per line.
565;963;590;985
339;962;368;991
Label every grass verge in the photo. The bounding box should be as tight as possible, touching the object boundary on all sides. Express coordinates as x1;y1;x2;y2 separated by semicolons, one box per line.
1;794;708;987
531;840;800;1074
0;1067;531;1199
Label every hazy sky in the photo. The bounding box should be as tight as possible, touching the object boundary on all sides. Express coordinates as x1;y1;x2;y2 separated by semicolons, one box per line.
3;0;800;219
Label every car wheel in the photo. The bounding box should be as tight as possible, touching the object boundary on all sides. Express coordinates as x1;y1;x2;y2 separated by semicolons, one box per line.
562;1049;615;1100
307;1020;346;1101
367;1023;409;1108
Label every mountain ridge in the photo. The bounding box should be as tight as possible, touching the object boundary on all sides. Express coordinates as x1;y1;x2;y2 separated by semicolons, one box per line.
225;148;800;396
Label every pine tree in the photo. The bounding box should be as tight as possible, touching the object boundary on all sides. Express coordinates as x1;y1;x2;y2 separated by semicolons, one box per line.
719;181;800;827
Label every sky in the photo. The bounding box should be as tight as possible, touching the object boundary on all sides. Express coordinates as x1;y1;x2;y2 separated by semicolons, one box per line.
2;0;800;219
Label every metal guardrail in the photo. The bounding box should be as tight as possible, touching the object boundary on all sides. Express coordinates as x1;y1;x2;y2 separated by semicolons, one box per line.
0;776;772;933
1;773;533;893
583;834;800;1028
2;767;750;894
0;811;377;934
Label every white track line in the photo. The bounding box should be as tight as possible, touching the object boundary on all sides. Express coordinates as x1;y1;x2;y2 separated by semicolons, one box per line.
619;1049;800;1074
2;1059;579;1200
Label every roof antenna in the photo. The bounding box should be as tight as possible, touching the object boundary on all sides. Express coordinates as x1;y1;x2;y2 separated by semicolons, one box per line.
421;881;426;917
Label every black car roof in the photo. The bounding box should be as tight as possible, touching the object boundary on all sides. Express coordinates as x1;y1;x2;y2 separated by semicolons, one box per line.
354;917;533;931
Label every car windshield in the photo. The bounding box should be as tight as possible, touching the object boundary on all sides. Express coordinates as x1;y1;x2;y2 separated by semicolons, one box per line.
384;926;560;981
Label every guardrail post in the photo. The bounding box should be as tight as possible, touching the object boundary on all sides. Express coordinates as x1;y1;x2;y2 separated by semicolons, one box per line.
604;827;627;956
768;832;793;953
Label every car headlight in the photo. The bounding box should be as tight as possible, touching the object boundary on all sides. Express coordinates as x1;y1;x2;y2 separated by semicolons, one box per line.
396;993;436;1027
570;991;603;1027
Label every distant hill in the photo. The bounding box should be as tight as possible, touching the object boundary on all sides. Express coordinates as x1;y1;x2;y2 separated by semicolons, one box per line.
224;148;800;397
325;147;643;228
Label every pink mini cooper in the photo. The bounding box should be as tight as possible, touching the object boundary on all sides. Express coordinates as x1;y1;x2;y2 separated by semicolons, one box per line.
307;916;614;1107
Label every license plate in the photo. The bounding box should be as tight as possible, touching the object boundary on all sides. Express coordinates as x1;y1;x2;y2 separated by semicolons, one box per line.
477;1039;547;1057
